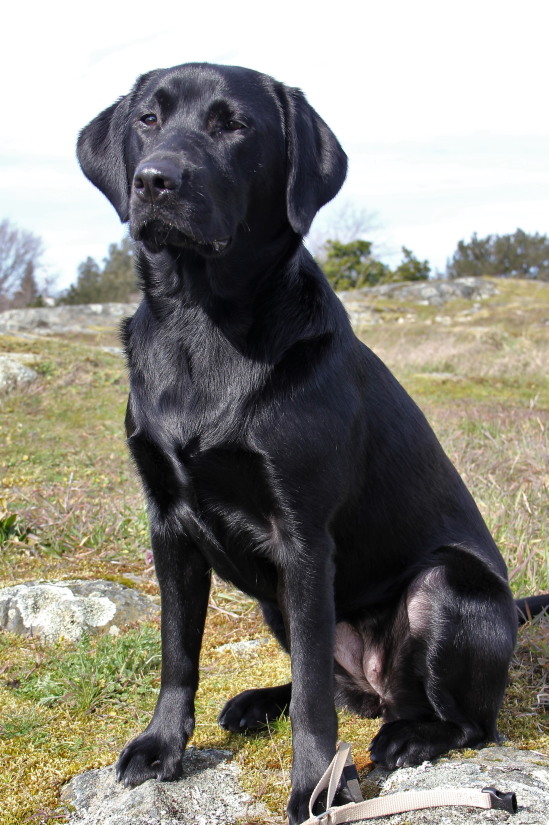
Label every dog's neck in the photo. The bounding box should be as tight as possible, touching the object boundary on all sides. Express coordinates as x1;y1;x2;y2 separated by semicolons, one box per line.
133;231;341;364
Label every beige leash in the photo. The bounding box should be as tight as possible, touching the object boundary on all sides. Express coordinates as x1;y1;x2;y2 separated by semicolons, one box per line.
299;742;517;824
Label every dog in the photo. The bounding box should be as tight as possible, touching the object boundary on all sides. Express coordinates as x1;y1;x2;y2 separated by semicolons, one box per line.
77;62;541;824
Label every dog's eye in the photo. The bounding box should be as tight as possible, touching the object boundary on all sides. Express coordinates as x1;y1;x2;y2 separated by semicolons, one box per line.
225;120;246;131
140;114;158;125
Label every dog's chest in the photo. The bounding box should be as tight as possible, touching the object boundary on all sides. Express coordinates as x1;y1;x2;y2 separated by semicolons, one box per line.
128;405;285;595
126;314;298;593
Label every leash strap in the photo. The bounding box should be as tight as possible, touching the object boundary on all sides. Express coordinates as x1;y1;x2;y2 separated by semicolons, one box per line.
301;743;517;825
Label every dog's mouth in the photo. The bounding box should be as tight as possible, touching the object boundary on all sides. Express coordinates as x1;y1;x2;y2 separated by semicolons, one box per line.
134;220;231;256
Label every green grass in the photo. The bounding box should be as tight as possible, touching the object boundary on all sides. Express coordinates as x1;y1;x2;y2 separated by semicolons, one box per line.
0;278;548;824
6;627;161;713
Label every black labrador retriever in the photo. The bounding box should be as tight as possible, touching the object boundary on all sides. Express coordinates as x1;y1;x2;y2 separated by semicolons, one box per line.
78;63;527;824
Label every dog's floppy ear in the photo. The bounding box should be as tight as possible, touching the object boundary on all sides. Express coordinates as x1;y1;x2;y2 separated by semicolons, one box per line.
77;96;133;222
77;72;155;222
280;85;348;236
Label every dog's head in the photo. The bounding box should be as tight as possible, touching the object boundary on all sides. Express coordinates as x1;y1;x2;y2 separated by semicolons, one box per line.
77;63;347;256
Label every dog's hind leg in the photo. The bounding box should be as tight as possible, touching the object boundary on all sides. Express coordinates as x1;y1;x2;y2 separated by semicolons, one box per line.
218;602;291;731
260;600;290;650
218;683;292;731
368;549;517;769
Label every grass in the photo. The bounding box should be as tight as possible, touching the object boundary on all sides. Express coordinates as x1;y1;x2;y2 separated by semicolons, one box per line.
0;277;548;824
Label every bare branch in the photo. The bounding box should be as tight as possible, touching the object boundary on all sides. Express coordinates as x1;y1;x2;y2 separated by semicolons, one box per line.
306;198;381;257
0;219;44;308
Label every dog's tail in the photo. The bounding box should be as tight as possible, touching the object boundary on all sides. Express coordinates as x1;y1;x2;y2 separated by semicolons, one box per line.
515;594;549;625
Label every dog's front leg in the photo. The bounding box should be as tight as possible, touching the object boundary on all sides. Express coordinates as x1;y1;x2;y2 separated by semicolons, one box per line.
116;522;211;786
280;558;338;825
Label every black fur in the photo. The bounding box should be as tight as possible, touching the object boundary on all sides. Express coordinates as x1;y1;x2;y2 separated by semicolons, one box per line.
77;63;545;825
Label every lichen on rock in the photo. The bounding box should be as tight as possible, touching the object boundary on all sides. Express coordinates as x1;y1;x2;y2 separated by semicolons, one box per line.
0;580;159;641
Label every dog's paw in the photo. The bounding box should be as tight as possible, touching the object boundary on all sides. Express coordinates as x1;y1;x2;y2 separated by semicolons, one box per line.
218;684;290;733
369;719;461;769
287;787;312;825
116;731;185;786
286;774;353;824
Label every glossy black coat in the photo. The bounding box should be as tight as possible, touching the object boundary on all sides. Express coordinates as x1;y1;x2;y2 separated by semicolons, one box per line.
78;63;519;825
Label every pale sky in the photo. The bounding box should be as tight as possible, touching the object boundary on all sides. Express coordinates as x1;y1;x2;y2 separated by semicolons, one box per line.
2;0;548;290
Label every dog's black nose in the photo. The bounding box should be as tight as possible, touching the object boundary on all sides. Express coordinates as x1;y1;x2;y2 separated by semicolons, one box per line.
133;161;180;202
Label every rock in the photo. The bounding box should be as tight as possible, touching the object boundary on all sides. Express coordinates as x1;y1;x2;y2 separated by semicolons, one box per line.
0;280;496;340
60;747;267;825
337;300;382;328
360;746;549;824
338;277;499;326
57;745;548;824
0;580;159;641
215;637;269;654
0;354;38;393
0;303;138;336
366;276;498;305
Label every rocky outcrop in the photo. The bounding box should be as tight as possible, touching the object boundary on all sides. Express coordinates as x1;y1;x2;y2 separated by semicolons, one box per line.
0;303;137;336
0;580;159;641
57;745;548;824
60;747;267;825
339;276;498;307
338;276;498;327
0;353;38;393
0;278;497;341
361;746;549;824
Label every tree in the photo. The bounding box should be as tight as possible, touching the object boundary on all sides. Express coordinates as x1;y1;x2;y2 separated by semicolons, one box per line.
62;257;103;305
0;219;44;310
321;239;391;290
311;199;430;290
62;237;137;304
98;237;138;301
392;247;430;282
11;262;41;308
319;241;430;291
447;229;549;280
